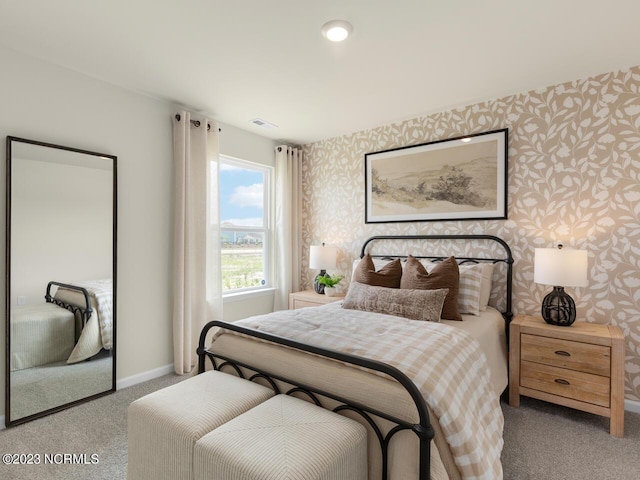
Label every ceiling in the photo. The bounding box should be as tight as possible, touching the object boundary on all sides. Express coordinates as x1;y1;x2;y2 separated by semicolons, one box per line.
1;1;639;145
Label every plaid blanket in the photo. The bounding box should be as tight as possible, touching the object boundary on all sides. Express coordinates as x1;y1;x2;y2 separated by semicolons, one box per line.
228;303;503;479
74;278;113;349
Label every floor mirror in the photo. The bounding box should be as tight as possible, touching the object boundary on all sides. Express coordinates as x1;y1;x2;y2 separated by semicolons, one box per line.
5;136;116;427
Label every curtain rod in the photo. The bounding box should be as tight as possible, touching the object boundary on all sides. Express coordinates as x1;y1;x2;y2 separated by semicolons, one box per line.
174;114;221;132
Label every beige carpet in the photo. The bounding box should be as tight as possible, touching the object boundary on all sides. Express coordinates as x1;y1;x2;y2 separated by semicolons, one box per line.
502;396;640;479
0;373;638;479
9;351;113;421
0;373;183;480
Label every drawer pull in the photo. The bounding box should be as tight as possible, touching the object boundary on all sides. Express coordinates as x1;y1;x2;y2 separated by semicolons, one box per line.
554;350;571;357
554;379;570;386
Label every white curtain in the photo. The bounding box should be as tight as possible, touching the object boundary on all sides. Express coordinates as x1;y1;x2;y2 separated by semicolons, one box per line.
273;145;301;310
172;111;222;374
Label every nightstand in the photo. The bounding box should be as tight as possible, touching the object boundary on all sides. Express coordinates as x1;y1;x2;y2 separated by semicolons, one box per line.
509;314;625;437
288;290;345;309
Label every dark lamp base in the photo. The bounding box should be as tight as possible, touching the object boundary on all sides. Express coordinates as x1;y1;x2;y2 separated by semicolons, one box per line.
314;270;327;294
541;286;576;326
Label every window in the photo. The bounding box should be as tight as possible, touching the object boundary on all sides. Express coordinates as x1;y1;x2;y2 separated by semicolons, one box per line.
219;156;272;294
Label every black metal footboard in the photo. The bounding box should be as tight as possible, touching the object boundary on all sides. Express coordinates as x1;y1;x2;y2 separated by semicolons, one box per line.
198;320;434;480
45;281;93;334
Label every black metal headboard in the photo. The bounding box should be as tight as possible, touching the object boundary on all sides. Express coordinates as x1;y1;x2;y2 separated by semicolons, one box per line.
360;234;514;323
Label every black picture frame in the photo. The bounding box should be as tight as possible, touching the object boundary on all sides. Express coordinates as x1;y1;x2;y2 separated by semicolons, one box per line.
365;128;508;223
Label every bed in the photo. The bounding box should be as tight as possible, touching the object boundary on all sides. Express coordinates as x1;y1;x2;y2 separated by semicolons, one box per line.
9;302;75;371
9;281;93;372
198;235;513;480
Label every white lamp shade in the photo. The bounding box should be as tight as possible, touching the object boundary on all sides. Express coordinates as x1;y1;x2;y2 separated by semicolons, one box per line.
534;248;588;287
309;245;337;270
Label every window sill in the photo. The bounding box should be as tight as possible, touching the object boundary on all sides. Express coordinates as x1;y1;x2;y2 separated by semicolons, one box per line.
223;287;276;303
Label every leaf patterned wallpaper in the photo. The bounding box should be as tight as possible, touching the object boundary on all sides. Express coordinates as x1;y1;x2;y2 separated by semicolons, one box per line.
300;66;640;402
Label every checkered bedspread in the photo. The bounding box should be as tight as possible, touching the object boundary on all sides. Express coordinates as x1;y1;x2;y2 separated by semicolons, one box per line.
225;303;504;479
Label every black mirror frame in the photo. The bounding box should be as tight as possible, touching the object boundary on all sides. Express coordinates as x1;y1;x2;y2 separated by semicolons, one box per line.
5;136;117;427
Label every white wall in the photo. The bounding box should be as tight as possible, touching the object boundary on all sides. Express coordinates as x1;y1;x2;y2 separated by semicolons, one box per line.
11;158;113;305
219;122;276;169
0;45;277;416
223;291;276;322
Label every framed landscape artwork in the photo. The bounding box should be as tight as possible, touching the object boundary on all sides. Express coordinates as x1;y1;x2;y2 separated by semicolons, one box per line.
365;128;508;223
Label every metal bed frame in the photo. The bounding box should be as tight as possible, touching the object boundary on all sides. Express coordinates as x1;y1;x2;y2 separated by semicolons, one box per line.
45;281;93;337
197;234;513;480
361;234;513;324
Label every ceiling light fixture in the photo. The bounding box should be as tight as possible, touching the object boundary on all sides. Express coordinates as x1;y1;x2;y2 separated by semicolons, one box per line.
321;20;353;42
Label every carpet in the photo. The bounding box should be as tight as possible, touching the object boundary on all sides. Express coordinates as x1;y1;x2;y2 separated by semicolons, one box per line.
0;373;638;479
9;351;113;421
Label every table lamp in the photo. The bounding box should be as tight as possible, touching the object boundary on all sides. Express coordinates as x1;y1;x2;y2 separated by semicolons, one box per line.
309;244;337;294
534;245;588;326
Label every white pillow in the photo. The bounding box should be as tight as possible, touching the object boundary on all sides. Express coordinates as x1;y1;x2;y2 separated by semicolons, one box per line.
478;263;494;311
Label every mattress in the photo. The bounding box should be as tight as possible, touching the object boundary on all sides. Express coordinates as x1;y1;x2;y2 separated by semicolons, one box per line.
207;303;508;480
10;303;75;371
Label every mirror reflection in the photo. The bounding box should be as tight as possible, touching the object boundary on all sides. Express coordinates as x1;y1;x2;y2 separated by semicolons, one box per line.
6;137;116;426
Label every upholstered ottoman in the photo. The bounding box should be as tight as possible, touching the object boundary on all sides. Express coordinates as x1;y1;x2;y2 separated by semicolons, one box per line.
193;394;368;480
127;370;275;480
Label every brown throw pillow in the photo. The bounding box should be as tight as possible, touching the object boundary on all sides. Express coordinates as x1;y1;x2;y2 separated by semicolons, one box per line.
342;282;448;322
401;255;462;321
352;254;402;288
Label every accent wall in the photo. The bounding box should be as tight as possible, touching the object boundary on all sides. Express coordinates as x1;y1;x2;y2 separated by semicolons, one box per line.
301;66;640;403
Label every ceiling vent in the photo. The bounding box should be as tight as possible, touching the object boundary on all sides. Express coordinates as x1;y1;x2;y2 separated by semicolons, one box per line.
250;118;278;129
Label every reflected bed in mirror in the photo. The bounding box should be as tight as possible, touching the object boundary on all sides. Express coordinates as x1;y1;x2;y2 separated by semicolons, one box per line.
5;136;116;427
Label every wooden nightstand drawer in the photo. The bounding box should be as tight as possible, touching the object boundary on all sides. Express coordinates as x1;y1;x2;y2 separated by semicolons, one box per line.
521;333;611;377
293;299;325;309
289;290;345;309
521;360;610;408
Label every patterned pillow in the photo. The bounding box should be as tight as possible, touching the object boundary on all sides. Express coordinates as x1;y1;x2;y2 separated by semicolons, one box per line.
342;281;448;322
352;254;402;288
421;260;485;315
401;255;462;321
457;265;484;315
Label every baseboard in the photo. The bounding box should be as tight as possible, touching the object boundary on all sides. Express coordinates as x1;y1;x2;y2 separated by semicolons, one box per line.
625;399;640;414
116;363;175;390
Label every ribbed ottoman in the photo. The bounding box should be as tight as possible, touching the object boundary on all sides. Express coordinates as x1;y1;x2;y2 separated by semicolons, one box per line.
127;370;275;480
194;394;368;480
